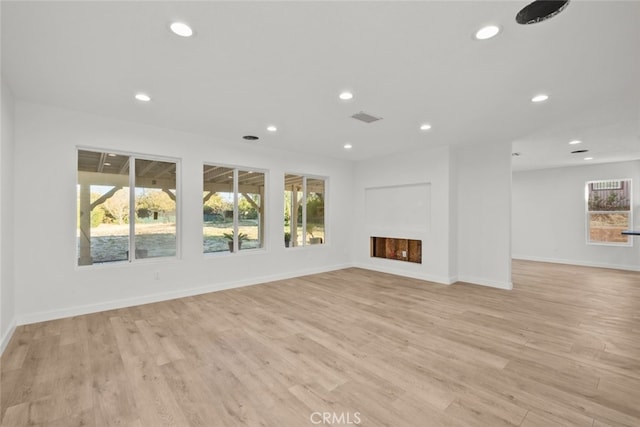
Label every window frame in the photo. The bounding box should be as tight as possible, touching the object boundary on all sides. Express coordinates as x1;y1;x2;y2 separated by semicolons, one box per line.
202;162;268;255
284;173;327;248
585;178;633;247
76;147;181;268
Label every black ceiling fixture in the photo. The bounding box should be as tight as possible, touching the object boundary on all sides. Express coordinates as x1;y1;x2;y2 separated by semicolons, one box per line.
516;0;570;25
571;149;589;154
242;135;259;141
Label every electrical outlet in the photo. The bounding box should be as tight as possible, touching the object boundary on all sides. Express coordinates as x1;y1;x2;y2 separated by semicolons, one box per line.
154;271;160;280
402;251;407;257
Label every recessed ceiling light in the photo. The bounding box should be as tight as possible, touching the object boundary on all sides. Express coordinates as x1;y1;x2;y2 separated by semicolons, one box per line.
531;94;549;103
419;123;432;131
170;22;193;37
135;93;151;102
104;162;111;166
108;153;117;157
474;25;501;40
343;143;353;150
584;157;593;160
569;140;582;145
339;91;354;101
266;125;277;132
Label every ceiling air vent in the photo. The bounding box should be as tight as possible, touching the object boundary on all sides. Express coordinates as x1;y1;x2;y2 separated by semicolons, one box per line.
351;111;383;124
516;0;570;25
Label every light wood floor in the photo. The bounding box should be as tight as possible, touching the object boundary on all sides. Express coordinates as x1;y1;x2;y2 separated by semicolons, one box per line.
1;260;640;426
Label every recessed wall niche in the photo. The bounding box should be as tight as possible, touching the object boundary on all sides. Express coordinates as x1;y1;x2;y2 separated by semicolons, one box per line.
364;183;430;231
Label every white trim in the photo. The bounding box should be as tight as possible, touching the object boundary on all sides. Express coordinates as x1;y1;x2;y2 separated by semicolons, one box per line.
352;262;455;285
513;254;640;272
455;275;513;290
1;317;17;355
13;261;522;327
232;168;239;253
16;263;353;326
302;176;307;245
129;155;136;262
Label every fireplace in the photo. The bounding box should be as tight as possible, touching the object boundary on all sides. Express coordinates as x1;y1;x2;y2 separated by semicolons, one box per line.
370;237;421;264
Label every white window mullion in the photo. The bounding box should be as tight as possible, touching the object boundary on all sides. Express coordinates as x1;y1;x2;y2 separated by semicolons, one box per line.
233;168;239;253
302;176;307;246
290;182;298;246
128;156;136;262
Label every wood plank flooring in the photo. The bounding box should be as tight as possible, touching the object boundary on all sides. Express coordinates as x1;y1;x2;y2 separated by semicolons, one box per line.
1;260;639;426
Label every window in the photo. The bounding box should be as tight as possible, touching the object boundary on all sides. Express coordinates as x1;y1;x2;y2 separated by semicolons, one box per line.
203;165;265;253
284;174;325;247
586;179;632;245
77;149;178;266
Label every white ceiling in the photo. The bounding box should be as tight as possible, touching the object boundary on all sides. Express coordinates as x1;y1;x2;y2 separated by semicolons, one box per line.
2;1;639;170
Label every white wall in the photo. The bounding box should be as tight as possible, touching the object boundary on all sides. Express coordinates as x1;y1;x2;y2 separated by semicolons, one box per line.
9;101;518;330
13;102;354;324
352;146;456;284
455;141;512;289
1;78;17;353
513;161;640;270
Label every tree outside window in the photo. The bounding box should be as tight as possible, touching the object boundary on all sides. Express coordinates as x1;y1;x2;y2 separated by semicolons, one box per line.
77;149;178;266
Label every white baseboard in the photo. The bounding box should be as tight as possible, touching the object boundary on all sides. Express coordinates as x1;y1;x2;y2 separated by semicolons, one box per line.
352;262;455;285
15;260;523;327
512;255;640;272
17;263;353;326
1;317;17;355
455;275;513;290
353;262;513;289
